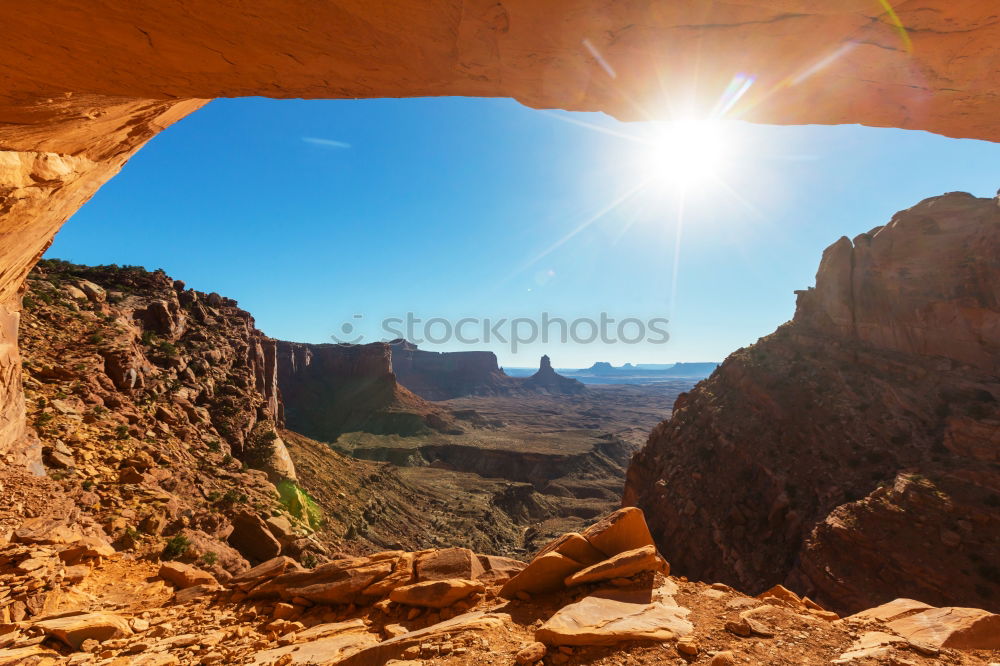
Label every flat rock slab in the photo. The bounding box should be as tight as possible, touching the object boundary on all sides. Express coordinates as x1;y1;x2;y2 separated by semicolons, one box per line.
34;611;132;649
158;561;217;589
833;631;906;663
337;611;510;666
251;557;395;604
848;598;933;623
0;645;62;665
389;578;484;608
535;588;692;646
886;605;1000;649
477;554;527;584
565;545;665;587
229;555;301;590
292;619;367;642
250;629;377;665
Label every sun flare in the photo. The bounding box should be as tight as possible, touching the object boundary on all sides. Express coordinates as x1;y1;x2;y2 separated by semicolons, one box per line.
638;118;729;188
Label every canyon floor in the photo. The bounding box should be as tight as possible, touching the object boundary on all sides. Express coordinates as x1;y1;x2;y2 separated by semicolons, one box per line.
294;383;689;557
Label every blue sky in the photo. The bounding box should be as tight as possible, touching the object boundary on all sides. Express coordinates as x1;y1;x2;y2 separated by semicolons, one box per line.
47;97;999;367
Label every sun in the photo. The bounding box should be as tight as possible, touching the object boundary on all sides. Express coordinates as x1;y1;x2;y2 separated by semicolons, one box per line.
638;118;729;189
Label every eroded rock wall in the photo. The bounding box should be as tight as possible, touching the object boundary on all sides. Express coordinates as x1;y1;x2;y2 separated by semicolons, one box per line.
389;341;519;400
623;192;1000;614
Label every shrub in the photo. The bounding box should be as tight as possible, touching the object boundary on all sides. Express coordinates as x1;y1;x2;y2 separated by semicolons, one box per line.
222;489;247;505
201;551;218;566
162;534;190;560
158;341;178;357
206;440;221;452
244;423;278;468
114;424;130;440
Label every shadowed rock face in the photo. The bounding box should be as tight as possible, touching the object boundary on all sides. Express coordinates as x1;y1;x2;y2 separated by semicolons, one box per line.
276;341;456;439
624;192;1000;615
1;1;999;465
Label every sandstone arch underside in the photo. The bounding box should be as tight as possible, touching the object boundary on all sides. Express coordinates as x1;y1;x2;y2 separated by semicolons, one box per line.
1;0;999;467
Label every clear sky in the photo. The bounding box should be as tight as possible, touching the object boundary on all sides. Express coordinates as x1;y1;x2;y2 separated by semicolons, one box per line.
46;97;999;368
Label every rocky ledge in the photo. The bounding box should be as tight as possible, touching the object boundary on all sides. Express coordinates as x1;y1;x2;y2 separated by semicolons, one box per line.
0;507;997;665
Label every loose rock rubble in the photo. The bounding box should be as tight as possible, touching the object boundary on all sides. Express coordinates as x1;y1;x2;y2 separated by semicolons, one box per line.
1;506;996;665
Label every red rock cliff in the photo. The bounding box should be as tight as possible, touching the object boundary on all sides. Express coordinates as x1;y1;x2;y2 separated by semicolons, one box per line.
276;341;456;439
624;191;1000;614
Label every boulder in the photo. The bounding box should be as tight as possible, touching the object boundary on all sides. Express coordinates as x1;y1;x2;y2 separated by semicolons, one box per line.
515;641;547;664
476;554;527;584
158;561;218;589
77;280;106;303
58;536;114;563
389;579;485;608
13;517;83;545
537;532;606;566
535;588;692;646
228;555;300;590
177;528;249;579
63;285;87;300
886;605;1000;649
228;511;282;563
250;557;394;605
581;507;654;558
756;584;803;606
564;545;666;587
34;611;132;649
362;552;415;597
415;547;484;581
499;552;584;599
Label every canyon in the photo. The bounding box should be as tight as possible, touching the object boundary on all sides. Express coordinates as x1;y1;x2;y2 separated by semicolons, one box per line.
1;2;1000;664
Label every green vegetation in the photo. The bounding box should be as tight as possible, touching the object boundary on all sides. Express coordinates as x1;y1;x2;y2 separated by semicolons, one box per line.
201;551;218;566
244;422;278;468
222;489;247;505
277;479;324;530
114;424;130;440
161;533;191;560
158;341;178;357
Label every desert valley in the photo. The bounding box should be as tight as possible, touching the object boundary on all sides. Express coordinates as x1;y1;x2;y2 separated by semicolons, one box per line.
1;3;1000;666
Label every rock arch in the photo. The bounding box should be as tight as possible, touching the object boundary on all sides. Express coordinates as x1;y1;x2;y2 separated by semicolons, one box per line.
1;1;998;466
